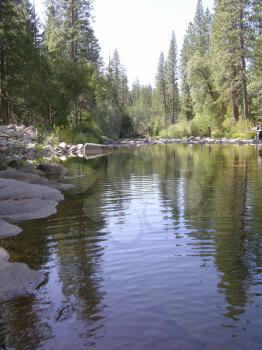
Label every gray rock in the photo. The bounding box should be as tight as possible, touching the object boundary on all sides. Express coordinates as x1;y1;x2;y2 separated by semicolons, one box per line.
8;158;24;169
19;165;45;177
0;156;8;170
0;260;44;302
0;178;63;221
0;219;23;239
84;143;112;156
0;168;41;183
0;247;10;261
37;163;68;177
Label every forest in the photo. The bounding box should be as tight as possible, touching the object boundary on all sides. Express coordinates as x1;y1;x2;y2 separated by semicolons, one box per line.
0;0;261;141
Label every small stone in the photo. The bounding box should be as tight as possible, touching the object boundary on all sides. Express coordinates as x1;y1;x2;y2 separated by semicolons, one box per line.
0;247;10;261
58;142;67;149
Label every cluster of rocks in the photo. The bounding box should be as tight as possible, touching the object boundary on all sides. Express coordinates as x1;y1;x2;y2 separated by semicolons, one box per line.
0;125;51;169
0;162;74;302
0;125;113;169
51;141;113;160
105;136;261;148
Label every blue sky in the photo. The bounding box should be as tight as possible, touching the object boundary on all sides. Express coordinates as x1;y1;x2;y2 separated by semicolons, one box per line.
34;0;214;86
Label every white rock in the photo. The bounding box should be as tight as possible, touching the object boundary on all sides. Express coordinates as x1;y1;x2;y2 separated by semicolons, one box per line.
58;142;67;149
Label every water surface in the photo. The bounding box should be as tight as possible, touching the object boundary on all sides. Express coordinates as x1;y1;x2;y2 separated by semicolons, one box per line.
1;144;262;350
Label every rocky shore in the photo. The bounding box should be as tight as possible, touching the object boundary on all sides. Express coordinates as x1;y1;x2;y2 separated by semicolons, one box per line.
0;126;77;302
105;136;262;148
0;163;70;302
0;125;113;168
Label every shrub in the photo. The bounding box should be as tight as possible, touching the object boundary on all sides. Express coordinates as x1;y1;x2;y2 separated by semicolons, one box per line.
45;123;102;146
159;119;192;138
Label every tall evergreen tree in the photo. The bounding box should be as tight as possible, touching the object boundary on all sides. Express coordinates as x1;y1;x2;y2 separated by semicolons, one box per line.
248;0;262;117
165;31;179;124
180;23;195;120
108;49;129;109
0;0;41;124
156;52;168;125
180;2;213;120
211;0;250;120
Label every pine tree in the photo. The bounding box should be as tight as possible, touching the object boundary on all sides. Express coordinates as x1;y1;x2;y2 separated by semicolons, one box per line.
248;0;262;118
180;23;195;120
108;49;129;109
0;0;42;124
156;52;168;125
186;8;215;116
44;0;64;56
60;0;96;64
211;0;250;120
165;31;179;124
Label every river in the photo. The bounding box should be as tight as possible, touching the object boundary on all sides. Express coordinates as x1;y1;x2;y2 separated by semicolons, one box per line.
1;144;262;350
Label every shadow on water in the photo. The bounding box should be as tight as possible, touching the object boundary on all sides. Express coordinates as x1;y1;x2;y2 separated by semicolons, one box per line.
1;144;262;349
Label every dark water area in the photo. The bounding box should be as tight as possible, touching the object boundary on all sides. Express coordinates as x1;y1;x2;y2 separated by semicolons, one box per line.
1;144;262;350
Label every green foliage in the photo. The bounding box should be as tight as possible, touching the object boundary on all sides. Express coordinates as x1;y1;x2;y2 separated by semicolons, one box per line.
159;116;256;140
191;114;216;134
48;124;102;146
221;118;256;139
159;119;192;138
151;116;166;136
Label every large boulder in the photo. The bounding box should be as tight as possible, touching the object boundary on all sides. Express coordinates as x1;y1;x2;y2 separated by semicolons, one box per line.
84;143;113;156
0;168;75;192
0;259;44;302
0;178;64;221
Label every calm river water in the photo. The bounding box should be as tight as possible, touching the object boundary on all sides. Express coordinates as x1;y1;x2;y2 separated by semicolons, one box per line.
1;144;262;350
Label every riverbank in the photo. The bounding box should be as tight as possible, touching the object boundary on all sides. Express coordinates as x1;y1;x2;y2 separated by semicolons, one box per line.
0;125;113;168
105;136;262;148
0;125;75;302
0;163;70;302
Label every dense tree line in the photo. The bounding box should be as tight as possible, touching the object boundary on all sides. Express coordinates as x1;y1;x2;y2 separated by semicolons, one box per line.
129;0;262;137
0;0;132;137
0;0;261;138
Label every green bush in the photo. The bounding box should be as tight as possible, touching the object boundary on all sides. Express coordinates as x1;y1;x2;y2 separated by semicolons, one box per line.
45;123;102;146
212;129;225;139
159;119;192;138
158;115;256;140
191;114;217;136
222;118;255;139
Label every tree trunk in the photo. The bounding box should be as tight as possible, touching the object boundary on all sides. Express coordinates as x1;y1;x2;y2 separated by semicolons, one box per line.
241;58;249;120
1;99;10;125
70;1;78;64
232;92;239;121
0;45;9;124
240;6;249;119
172;85;175;124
